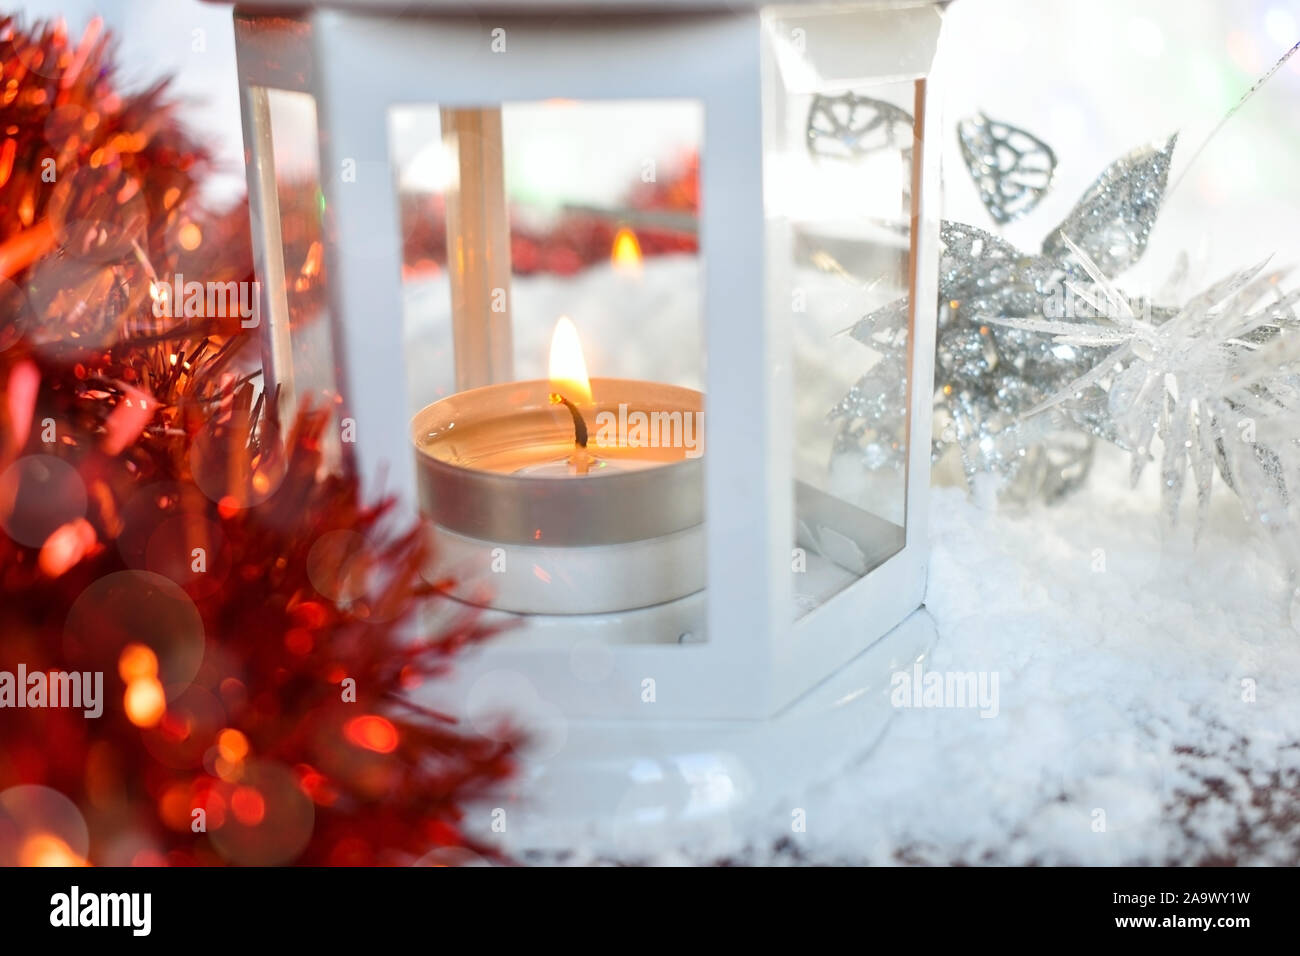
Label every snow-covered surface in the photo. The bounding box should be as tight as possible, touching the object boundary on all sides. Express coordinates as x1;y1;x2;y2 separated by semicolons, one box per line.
677;450;1298;865
774;458;1298;864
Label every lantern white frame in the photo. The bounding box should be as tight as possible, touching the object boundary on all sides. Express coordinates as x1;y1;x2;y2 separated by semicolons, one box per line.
226;1;945;827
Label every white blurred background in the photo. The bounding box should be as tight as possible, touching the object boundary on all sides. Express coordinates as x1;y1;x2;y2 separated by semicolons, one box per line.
939;0;1300;296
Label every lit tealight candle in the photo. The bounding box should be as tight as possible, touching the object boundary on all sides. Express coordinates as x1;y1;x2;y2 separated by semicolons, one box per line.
411;317;705;615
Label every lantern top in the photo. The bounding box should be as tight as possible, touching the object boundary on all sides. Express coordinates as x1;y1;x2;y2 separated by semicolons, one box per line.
213;0;942;12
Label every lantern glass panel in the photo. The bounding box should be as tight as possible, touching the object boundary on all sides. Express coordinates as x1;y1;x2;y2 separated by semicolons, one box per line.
765;42;917;617
390;99;708;627
390;100;704;406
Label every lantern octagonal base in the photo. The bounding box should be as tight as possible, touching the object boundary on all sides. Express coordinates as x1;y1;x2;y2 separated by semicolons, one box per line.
465;607;937;860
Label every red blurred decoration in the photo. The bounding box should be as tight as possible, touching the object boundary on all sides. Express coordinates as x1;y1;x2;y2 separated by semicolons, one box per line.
0;16;521;866
400;151;700;280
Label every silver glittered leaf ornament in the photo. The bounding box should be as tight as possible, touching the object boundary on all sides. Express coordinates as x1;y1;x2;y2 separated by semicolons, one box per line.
837;221;1104;501
1042;134;1177;278
958;112;1057;225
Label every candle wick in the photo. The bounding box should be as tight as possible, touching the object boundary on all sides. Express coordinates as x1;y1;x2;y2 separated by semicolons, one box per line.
549;393;589;449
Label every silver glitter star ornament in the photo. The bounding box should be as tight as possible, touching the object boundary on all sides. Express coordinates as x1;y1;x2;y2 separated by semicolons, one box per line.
832;135;1179;502
993;234;1300;568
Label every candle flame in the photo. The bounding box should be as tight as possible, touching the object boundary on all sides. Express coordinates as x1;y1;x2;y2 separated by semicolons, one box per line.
548;316;592;405
611;227;642;275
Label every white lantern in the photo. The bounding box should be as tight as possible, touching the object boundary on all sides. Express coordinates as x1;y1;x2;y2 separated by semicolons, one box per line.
217;0;946;838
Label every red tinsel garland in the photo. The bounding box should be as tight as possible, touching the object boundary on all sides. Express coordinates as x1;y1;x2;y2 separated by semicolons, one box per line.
0;16;519;866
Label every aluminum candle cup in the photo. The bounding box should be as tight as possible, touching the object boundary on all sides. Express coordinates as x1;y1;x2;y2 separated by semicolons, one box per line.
412;377;704;615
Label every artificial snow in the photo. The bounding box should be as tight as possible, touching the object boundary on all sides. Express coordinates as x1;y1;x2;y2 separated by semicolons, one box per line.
718;448;1300;865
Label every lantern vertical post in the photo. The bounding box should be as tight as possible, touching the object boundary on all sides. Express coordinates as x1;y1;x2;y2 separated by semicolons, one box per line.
236;64;296;430
311;12;416;509
903;74;941;574
441;107;515;390
698;11;789;711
